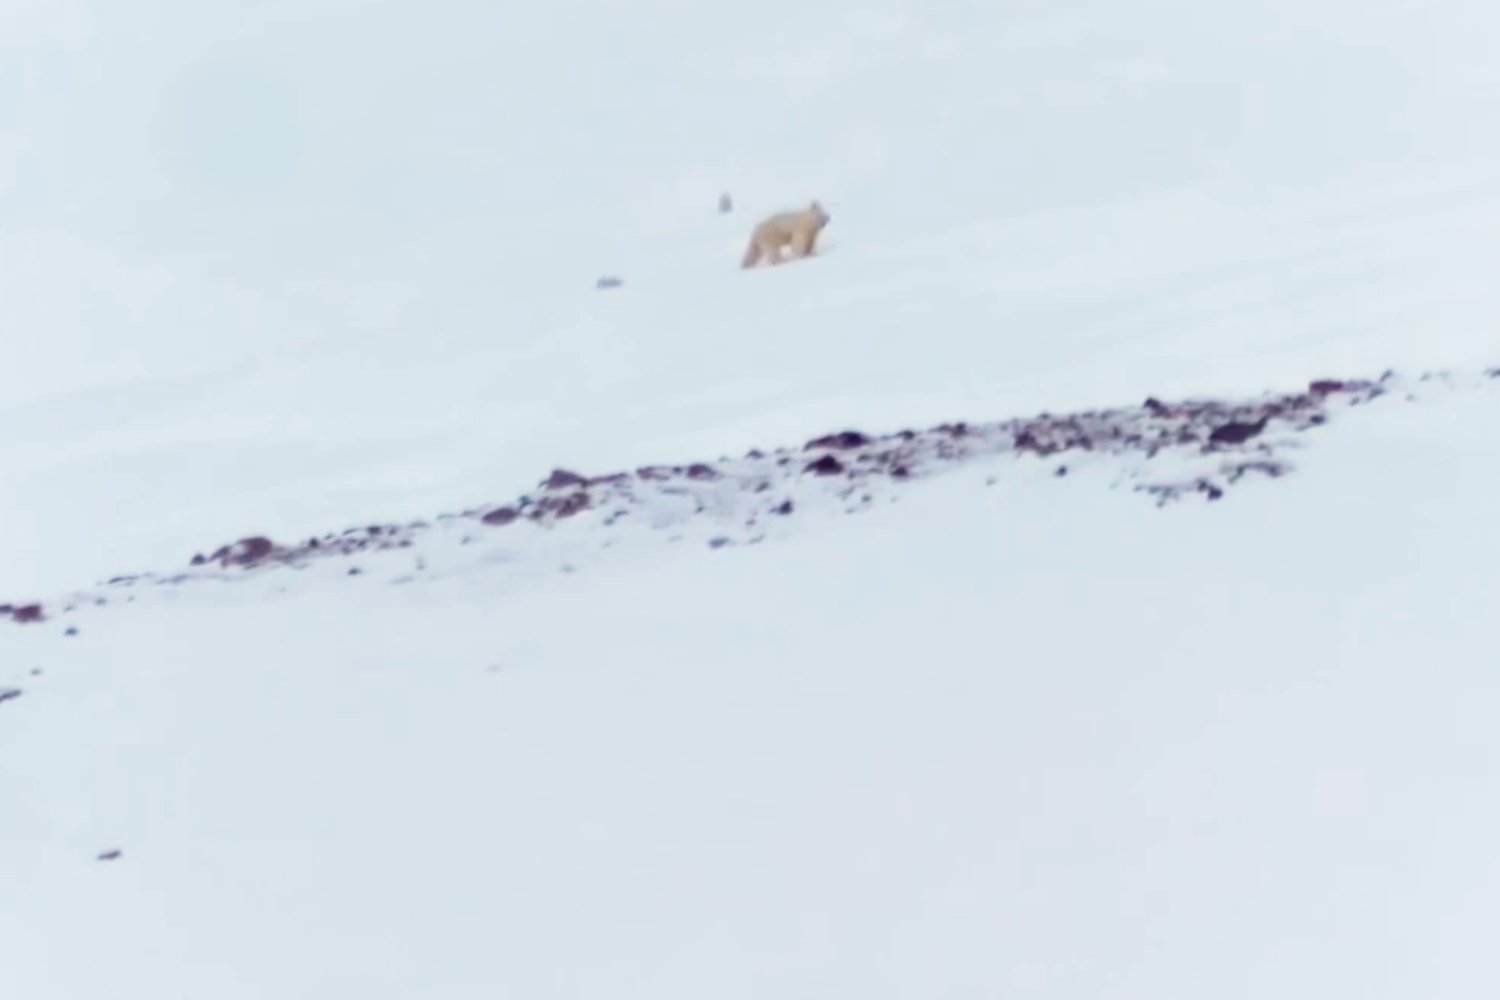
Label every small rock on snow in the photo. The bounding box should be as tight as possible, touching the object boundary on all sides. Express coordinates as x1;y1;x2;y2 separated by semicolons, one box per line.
805;431;870;451
804;455;846;476
1208;418;1270;445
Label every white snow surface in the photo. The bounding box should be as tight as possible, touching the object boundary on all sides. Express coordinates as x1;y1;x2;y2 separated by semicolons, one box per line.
5;0;1500;594
6;379;1500;998
6;0;1500;996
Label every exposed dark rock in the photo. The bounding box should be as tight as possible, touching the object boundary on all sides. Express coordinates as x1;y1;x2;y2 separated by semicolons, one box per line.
804;454;846;476
1225;460;1289;483
1208;417;1269;445
96;849;122;862
1014;428;1061;455
481;507;519;527
532;491;590;520
209;537;275;568
0;688;21;705
10;604;45;624
805;431;870;451
16;367;1448;610
541;469;589;490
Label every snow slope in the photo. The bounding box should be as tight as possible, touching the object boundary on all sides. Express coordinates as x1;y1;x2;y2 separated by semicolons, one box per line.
6;0;1500;996
6;0;1500;594
6;379;1500;998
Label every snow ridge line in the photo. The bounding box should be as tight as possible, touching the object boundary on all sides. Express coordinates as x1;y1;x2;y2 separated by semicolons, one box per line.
5;368;1495;626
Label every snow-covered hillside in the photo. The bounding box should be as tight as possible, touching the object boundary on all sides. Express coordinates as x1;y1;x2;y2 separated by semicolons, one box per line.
5;0;1500;996
7;0;1500;594
7;376;1500;998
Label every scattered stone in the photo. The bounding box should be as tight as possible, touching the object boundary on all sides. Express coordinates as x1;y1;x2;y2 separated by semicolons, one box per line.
708;537;732;549
96;849;122;862
541;469;589;490
1013;428;1060;455
1208;417;1270;446
595;275;623;290
64;626;79;637
805;431;870;451
718;192;733;213
481;507;519;527
804;454;846;476
532;490;590;520
15;367;1455;607
1224;460;1289;483
9;604;45;624
0;688;21;705
209;537;276;568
